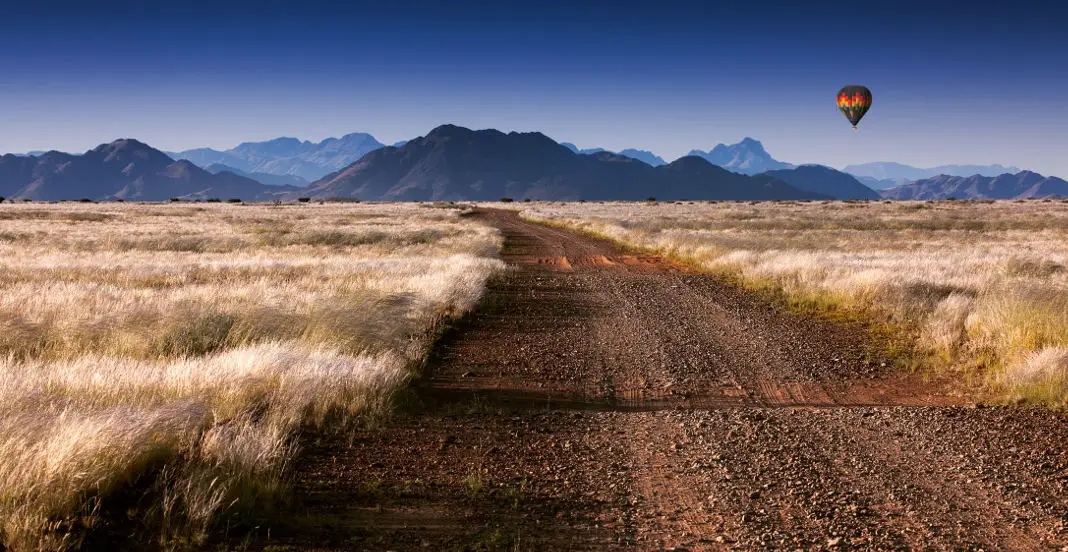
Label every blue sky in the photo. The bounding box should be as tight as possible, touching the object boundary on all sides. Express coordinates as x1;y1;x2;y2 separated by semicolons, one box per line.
1;0;1066;175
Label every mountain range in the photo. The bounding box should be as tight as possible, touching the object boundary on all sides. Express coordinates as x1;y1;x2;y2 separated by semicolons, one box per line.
0;140;294;201
289;125;829;202
4;127;1062;202
169;133;386;181
40;130;1036;197
882;172;1068;200
844;162;1023;190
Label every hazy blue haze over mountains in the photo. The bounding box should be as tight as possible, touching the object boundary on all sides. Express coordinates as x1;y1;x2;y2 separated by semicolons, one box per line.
850;175;908;191
844;162;1022;182
560;143;667;167
170;133;385;181
560;143;606;155
618;149;667;167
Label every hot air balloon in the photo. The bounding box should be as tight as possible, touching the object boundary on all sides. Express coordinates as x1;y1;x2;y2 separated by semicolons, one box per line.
836;85;872;129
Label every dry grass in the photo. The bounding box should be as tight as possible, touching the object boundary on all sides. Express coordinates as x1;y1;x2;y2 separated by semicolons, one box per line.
519;200;1068;405
0;202;503;549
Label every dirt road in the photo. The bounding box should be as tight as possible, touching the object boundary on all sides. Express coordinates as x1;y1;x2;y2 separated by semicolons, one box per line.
243;209;1068;551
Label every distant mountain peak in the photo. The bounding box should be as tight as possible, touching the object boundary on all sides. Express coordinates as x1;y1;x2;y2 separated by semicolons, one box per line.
711;137;767;155
427;124;470;138
88;138;174;166
737;137;764;149
508;129;553;141
93;138;155;153
331;132;380;145
252;136;301;146
664;155;719;172
689;138;791;175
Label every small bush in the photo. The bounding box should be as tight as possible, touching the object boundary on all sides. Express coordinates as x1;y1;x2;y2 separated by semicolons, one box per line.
79;198;92;203
463;471;486;496
0;197;5;203
227;198;242;204
170;197;181;202
206;198;222;203
22;199;32;203
646;196;656;202
297;197;311;203
499;198;514;203
523;198;531;203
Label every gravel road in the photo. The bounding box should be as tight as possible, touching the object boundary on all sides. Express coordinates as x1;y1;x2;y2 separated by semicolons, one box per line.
239;209;1068;551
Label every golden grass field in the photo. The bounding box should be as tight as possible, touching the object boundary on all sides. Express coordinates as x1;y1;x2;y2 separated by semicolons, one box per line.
520;200;1068;405
0;202;503;550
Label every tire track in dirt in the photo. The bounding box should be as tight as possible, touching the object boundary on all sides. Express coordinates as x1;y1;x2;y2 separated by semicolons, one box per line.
229;208;1068;551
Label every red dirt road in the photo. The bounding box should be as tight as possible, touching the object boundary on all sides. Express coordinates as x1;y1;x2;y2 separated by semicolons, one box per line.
237;209;1068;551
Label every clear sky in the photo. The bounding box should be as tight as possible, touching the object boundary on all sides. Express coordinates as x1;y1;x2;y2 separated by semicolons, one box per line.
1;0;1066;175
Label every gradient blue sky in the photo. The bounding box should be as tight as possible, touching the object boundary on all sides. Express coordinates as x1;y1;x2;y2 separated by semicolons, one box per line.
1;0;1066;175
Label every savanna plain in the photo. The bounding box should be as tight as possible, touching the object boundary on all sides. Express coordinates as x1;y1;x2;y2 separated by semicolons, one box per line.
2;199;1068;551
0;202;502;549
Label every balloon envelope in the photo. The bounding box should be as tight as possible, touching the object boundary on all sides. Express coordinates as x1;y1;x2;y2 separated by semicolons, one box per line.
837;85;872;129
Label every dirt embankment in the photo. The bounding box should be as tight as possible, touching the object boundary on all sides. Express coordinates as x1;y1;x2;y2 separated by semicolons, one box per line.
233;209;1068;551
